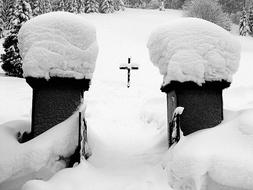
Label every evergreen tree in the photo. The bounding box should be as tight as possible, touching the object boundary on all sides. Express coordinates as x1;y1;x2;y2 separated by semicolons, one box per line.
42;0;52;13
51;0;59;11
169;0;186;9
72;0;79;13
113;0;125;11
30;0;42;16
99;0;113;13
0;18;4;38
183;0;232;31
159;0;165;11
249;6;253;33
0;0;3;37
0;0;2;11
239;8;249;36
65;0;72;12
99;0;110;13
1;0;32;77
66;0;78;13
0;0;16;30
77;0;86;13
108;0;115;12
218;0;244;14
58;0;66;11
38;0;51;14
85;0;99;13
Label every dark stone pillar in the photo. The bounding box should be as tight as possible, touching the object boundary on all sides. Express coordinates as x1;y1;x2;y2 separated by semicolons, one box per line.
161;81;230;136
26;77;90;138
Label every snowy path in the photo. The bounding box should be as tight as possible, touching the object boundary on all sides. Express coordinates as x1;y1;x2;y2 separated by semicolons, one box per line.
85;9;182;154
78;9;183;189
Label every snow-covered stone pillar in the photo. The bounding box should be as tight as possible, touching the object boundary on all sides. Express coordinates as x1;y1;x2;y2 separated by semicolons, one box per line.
147;18;241;136
18;12;98;140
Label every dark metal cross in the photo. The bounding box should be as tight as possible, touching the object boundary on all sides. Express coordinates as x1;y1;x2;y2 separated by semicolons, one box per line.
119;58;139;88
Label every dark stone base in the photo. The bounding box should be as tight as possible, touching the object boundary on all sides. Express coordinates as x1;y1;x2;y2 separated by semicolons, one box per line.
161;81;230;136
26;77;90;138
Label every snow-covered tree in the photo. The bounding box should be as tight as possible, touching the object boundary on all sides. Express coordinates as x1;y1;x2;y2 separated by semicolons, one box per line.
108;0;115;12
65;0;73;12
0;0;3;37
1;0;32;77
249;6;253;33
113;0;125;11
85;0;99;13
159;0;165;11
0;0;2;11
41;0;52;13
0;18;4;38
65;0;71;12
72;0;79;13
30;0;42;16
183;0;232;31
51;0;59;11
218;0;244;14
59;0;66;11
99;0;114;13
0;0;16;31
77;0;86;13
57;0;65;11
99;0;110;13
66;0;78;13
239;8;249;36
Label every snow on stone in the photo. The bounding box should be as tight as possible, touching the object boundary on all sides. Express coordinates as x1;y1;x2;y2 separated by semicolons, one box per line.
18;12;98;80
163;109;253;190
147;18;241;86
173;107;184;116
119;63;139;69
0;110;80;183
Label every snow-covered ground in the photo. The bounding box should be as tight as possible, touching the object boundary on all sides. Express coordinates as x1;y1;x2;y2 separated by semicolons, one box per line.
0;8;253;190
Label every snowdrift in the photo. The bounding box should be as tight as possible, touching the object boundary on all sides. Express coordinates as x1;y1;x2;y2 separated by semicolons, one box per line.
147;18;241;86
164;109;253;190
18;12;98;80
0;111;80;184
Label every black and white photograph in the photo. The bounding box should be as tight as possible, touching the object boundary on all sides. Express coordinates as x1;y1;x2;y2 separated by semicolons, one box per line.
0;0;252;189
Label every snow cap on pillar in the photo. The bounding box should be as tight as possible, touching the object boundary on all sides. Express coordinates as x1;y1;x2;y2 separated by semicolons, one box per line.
18;11;98;80
147;18;241;86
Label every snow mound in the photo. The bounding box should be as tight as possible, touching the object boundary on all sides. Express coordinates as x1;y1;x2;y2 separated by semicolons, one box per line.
0;110;80;184
147;18;241;86
164;109;253;190
18;12;98;80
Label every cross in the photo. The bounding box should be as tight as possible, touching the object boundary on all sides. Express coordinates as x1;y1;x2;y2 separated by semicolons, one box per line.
119;58;139;88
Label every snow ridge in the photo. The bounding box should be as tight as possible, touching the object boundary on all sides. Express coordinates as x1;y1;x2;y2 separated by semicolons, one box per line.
164;109;253;190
